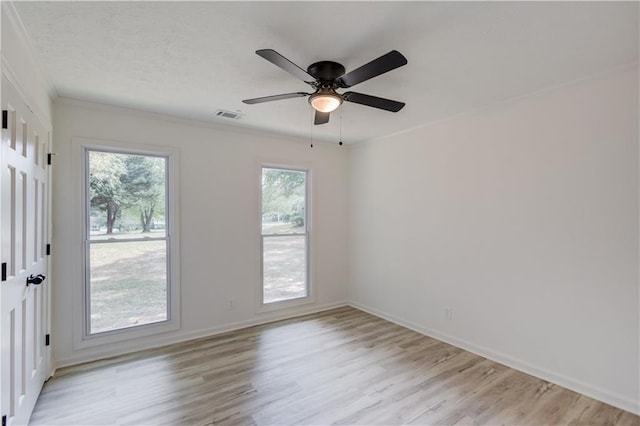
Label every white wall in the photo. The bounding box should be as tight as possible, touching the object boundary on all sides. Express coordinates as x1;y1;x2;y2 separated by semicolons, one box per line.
1;2;53;126
348;66;639;414
52;100;349;366
6;0;638;414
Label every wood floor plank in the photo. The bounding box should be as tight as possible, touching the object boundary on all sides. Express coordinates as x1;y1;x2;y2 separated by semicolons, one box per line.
30;307;639;425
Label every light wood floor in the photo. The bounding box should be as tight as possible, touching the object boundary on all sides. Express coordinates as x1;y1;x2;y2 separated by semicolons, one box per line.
31;307;639;425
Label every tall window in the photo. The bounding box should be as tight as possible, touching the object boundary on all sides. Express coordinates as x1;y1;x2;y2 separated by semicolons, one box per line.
85;149;171;335
261;167;309;304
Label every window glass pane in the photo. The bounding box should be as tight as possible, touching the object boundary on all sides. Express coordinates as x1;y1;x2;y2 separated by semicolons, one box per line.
89;240;167;334
262;168;306;235
263;236;307;303
89;151;166;240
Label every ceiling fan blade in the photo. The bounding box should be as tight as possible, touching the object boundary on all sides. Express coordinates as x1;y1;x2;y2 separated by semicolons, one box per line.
256;49;316;83
343;92;405;112
242;92;309;104
314;111;330;125
336;50;407;88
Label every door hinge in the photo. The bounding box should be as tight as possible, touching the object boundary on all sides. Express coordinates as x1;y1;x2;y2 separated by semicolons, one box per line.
46;244;51;256
2;110;7;129
1;263;6;281
47;153;53;165
45;334;50;346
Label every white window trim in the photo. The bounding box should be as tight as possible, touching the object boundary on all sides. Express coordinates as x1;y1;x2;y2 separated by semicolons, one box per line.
257;163;315;314
71;137;181;350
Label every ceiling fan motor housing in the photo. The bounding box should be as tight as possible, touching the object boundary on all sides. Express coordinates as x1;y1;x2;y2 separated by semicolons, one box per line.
307;61;346;86
243;49;407;124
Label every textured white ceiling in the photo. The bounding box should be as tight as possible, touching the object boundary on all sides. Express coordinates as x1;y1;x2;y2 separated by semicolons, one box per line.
13;1;640;143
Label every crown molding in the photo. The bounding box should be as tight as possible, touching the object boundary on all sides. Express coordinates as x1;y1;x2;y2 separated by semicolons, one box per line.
1;1;57;126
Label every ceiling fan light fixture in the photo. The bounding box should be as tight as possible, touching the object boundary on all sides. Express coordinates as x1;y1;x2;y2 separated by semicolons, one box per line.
243;49;408;125
309;91;343;113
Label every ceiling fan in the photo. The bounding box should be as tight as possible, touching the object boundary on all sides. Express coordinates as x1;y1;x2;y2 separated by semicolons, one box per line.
243;49;408;125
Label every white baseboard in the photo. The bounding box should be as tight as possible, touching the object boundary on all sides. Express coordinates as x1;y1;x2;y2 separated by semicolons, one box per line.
53;299;639;416
348;301;640;416
55;300;348;369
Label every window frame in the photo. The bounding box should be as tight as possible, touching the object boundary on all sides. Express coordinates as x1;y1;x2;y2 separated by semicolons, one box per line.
258;164;314;313
72;138;180;349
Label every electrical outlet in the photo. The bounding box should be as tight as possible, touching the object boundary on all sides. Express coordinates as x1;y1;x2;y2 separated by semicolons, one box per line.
444;307;453;320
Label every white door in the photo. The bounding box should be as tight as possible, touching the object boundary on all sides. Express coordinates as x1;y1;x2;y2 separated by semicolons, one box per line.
0;75;51;425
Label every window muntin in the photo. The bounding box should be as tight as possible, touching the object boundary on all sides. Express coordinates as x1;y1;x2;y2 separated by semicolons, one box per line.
86;149;170;335
261;167;309;304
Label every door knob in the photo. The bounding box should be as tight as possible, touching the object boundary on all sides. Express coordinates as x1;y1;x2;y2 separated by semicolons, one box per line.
26;274;46;286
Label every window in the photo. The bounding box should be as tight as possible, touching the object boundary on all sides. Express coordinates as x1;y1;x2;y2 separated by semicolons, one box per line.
85;149;174;335
261;167;310;305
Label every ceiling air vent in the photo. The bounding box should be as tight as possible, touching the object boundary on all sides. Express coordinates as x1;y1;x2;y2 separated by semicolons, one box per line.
215;109;243;120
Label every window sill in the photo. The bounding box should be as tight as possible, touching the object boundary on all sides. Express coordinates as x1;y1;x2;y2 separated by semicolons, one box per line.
256;296;316;314
73;319;180;351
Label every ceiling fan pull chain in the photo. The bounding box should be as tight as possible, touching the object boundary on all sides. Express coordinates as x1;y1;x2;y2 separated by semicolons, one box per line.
339;110;343;146
310;108;314;148
243;49;407;127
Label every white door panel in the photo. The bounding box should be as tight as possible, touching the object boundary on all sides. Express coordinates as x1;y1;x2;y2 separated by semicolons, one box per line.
0;75;50;426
